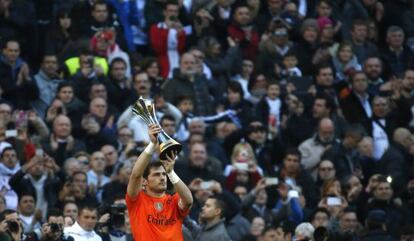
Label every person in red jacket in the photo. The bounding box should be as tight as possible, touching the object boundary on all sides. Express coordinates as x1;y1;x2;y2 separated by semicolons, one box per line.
227;4;259;61
150;0;186;79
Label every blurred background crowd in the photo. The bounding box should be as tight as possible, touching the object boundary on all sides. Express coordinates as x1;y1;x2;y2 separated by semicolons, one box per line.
0;0;414;240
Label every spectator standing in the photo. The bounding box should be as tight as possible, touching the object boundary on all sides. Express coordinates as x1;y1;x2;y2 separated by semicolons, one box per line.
150;0;186;79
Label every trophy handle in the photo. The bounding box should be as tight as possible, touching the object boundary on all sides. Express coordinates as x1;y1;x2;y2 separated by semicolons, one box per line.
149;102;182;159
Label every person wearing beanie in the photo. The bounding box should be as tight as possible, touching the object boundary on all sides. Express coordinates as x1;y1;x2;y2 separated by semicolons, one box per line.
293;18;320;76
361;209;395;241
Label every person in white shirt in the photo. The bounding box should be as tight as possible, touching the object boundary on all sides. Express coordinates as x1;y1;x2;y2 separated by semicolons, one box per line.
0;146;20;210
64;205;102;241
18;192;41;233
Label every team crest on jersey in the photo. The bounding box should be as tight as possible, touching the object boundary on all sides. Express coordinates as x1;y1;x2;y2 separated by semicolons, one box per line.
154;202;163;212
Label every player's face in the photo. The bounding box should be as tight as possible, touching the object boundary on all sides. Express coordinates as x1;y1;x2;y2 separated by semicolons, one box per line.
146;166;167;193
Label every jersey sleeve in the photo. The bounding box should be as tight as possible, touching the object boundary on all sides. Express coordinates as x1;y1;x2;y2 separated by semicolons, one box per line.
172;193;190;219
126;192;142;212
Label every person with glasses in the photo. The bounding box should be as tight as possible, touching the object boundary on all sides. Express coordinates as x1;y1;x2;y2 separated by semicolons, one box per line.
317;160;336;187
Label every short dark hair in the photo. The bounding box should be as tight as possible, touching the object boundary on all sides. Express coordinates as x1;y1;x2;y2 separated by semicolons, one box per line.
18;191;37;205
57;81;74;93
63;201;78;209
140;57;158;70
210;195;227;218
351;19;368;30
315;93;336;112
79;48;93;57
228;81;244;99
267;80;280;88
175;95;193;106
261;225;278;236
0;209;18;222
284;148;301;160
311;208;331;221
276;220;296;236
110;57;127;69
231;3;250;19
78;205;98;215
92;0;108;11
318;0;332;7
160;114;176;125
164;0;179;9
344;124;365;139
349;71;367;84
315;64;333;76
374;175;391;189
143;161;164;179
42;52;58;61
47;208;63;220
1;147;15;158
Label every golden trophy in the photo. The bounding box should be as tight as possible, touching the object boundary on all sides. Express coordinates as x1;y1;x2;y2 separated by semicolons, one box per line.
132;97;182;159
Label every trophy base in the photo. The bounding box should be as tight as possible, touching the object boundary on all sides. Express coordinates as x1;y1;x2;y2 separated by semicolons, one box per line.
159;139;182;160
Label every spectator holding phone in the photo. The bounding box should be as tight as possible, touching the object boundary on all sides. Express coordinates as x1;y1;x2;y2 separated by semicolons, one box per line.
224;142;262;191
271;182;304;225
277;149;318;209
149;0;186;78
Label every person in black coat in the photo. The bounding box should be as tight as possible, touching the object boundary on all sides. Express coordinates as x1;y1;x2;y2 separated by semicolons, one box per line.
41;115;86;167
322;125;365;181
219;81;253;127
292;19;320;76
361;209;397;241
340;71;373;124
378;128;413;195
106;58;134;112
381;26;414;79
361;178;408;238
0;40;38;109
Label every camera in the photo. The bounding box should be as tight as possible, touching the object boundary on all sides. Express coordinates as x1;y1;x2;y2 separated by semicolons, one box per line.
7;220;19;233
109;204;126;229
49;223;61;233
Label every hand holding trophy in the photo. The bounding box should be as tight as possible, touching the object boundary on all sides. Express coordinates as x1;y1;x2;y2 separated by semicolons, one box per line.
132;96;182;159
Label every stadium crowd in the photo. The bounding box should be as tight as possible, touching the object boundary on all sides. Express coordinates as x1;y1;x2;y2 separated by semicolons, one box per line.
1;0;414;240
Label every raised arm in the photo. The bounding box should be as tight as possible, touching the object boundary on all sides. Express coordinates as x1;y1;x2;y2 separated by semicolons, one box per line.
127;124;161;198
162;152;193;210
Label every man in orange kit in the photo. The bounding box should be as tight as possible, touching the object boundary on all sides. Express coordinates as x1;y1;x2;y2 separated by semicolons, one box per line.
126;124;193;241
